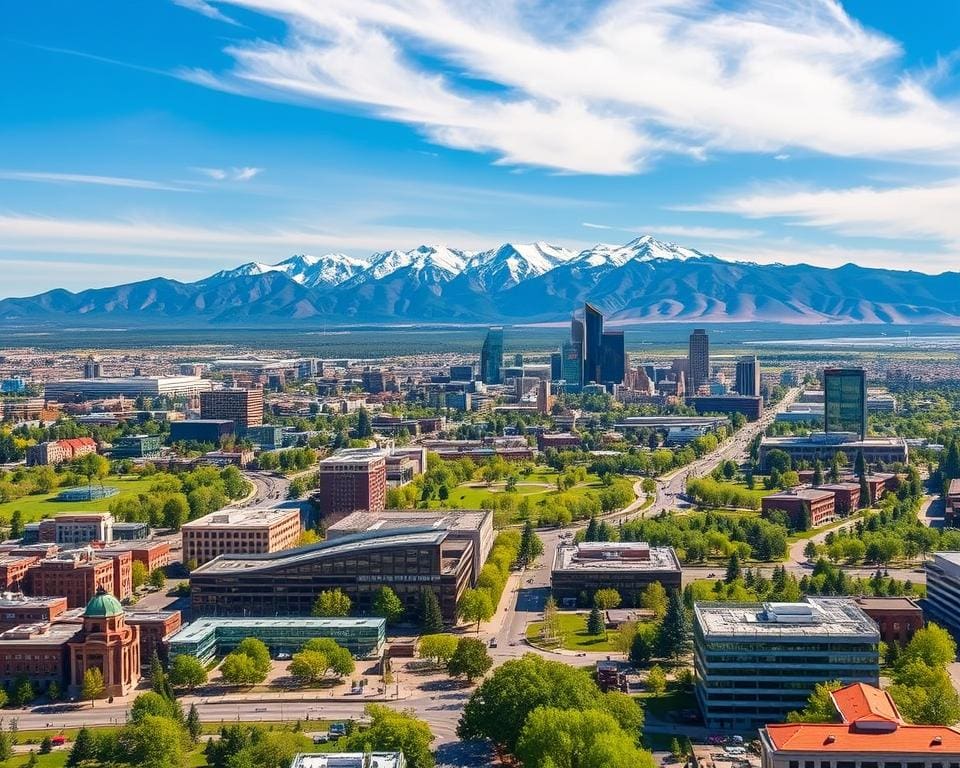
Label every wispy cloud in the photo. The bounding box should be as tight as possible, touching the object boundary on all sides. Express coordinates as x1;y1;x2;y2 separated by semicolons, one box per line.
175;0;960;175
581;222;761;240
193;166;263;181
0;170;191;192
685;178;960;247
170;0;238;26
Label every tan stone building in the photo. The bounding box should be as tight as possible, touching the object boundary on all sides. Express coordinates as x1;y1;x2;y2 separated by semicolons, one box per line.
182;507;302;566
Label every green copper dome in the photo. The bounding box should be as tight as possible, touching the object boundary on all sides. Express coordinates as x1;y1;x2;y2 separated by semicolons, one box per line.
85;586;123;618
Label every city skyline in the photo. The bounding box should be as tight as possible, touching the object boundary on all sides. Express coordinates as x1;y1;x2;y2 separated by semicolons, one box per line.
4;1;960;296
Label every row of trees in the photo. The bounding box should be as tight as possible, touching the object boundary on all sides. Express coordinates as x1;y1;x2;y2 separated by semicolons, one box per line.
457;530;523;631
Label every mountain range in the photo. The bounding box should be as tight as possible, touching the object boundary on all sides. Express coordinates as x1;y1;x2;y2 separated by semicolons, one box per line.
3;235;960;326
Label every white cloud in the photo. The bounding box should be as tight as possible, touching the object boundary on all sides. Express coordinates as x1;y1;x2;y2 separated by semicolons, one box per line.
581;221;761;240
0;170;191;192
193;166;263;181
171;0;238;26
688;179;960;246
175;0;960;174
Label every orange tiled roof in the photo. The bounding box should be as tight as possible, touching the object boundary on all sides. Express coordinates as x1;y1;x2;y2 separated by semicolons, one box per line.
765;723;960;754
831;682;902;724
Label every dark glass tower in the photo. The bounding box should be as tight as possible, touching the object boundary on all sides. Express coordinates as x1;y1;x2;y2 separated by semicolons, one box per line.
688;328;710;393
600;331;625;384
480;327;504;384
824;368;867;439
735;355;760;397
584;302;604;385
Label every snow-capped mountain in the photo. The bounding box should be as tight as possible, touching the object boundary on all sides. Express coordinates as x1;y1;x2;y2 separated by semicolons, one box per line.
204;253;365;287
460;241;576;290
5;235;960;326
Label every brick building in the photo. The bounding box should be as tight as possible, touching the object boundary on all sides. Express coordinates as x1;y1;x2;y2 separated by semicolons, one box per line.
537;432;583;451
26;437;97;467
0;595;68;630
199;388;264;431
99;550;133;601
38;513;114;545
68;589;140;698
27;549;116;609
0;555;40;590
816;482;861;515
854;596;923;647
761;488;836;529
315;450;387;524
0;622;78;689
99;540;171;573
182;507;302;566
125;610;182;666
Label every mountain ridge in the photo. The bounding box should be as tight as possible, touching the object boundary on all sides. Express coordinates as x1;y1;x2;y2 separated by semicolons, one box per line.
3;236;960;326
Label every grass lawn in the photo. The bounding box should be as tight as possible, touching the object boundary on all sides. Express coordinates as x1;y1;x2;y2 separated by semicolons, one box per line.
526;612;631;653
7;752;68;768
0;476;156;523
785;510;867;543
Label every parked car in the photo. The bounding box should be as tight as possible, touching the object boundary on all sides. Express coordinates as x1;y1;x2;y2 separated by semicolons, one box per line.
312;733;330;745
329;722;347;737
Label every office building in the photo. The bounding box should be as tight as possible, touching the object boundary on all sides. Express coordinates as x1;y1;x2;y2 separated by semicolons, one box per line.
816;482;861;515
327;508;494;584
480;327;504;384
0;621;79;689
83;357;103;379
0;556;40;590
200;388;263;431
111;434;164;459
245;425;284;450
694;598;880;731
181;507;302;566
762;489;836;529
27;548;122;608
551;542;682;607
38;513;114;546
0;594;68;630
923;553;960;634
169;419;234;444
549;352;561;381
0;378;27;394
582;303;604;384
112;522;150;541
449;365;474;382
101;540;171;572
291;753;405;768
68;588;140;698
168;616;386;663
824;368;867;439
735;356;760;397
561;340;583;391
190;528;474;623
125;610;182;666
757;433;908;471
44;376;211;401
688;395;763;421
600;330;625;385
688;329;710;393
853;597;923;647
316;450;387;523
759;682;960;768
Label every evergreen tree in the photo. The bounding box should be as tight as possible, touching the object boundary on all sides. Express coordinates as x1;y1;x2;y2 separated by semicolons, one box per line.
586;605;605;636
420;589;444;635
187;703;202;743
585;516;598;542
656;590;691;661
812;460;824;486
855;449;867;479
25;750;37;768
517;520;543;567
149;650;175;700
9;510;23;540
67;728;94;767
830;454;842;483
356;408;372;438
725;552;741;584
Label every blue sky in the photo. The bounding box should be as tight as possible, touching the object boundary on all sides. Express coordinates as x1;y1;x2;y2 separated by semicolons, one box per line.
3;0;960;297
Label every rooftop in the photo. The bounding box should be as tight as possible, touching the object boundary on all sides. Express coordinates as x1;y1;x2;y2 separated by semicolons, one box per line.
761;433;907;448
0;622;79;645
553;541;681;573
764;488;835;502
328;509;489;536
182;507;300;530
0;593;66;608
290;753;404;768
169;616;385;644
695;598;879;640
854;596;921;612
763;723;960;754
319;449;388;467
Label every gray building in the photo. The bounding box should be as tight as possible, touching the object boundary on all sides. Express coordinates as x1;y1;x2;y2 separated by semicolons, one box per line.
923;552;960;634
688;328;710;393
694;598;880;731
757;433;908;470
735;356;760;397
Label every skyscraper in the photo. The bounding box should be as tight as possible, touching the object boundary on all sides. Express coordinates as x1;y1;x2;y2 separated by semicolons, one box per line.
824;367;867;439
600;331;625;385
550;351;562;381
583;302;604;385
735;355;761;397
561;340;583;391
480;327;504;384
200;388;264;431
688;328;710;393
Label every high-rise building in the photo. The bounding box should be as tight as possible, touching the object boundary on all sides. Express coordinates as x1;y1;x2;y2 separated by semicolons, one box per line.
824;367;867;439
513;353;524;367
549;352;561;381
536;379;552;415
561;340;582;391
316;449;388;523
688;329;709;393
735;355;760;397
583;303;604;384
82;357;102;379
199;388;264;431
600;331;625;385
479;327;504;384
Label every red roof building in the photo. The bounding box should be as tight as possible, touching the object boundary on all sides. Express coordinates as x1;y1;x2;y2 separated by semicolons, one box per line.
760;682;960;766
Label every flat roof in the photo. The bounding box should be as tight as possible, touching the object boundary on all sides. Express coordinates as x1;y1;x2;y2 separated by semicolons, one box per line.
125;611;180;622
695;598;879;640
169;616;385;644
764;489;835;502
760;434;907;448
291;754;403;768
192;527;448;574
0;594;66;608
182;507;300;530
854;597;920;611
0;623;79;645
328;508;489;535
319;450;387;467
553;542;681;574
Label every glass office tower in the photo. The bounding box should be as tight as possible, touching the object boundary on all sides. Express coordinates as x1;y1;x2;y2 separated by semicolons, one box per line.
480;327;504;384
824;367;867;439
584;302;604;385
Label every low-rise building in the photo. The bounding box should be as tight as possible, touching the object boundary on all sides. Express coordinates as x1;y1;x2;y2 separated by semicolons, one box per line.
125;610;182;666
817;482;861;515
762;488;836;529
536;432;582;451
38;513;114;546
759;682;960;768
168;617;386;663
169;419;234;444
0;594;68;630
100;540;171;572
290;753;405;768
27;548;117;609
0;621;79;689
758;433;908;471
694;598;880;731
854;597;923;647
182;507;302;566
112;522;150;541
112;434;164;459
948;479;960;528
688;395;763;421
26;437;98;467
0;555;40;590
551;542;682;607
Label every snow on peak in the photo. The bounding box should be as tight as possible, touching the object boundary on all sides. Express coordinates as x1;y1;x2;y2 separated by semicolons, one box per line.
464;241;576;289
361;245;470;281
574;235;709;268
206;253;364;287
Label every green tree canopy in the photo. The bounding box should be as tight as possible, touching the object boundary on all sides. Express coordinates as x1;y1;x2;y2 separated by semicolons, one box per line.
447;637;493;683
372;586;405;624
311;588;352;617
169;655;208;690
341;705;434;768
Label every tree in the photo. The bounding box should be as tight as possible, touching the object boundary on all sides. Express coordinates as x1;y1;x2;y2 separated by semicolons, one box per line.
0;732;11;763
312;588;352;617
517;520;544;567
77;453;110;488
356;408;373;438
656;590;691;661
301;638;355;677
289;650;329;685
593;588;621;611
26;751;38;768
515;707;655;768
541;596;563;645
81;667;105;706
150;651;175;701
812;460;824;486
859;474;870;509
640;582;668;619
889;662;960;725
220;653;265;686
169;654;208;690
419;634;458;666
670;737;684;761
67;727;95;767
855;449;867;479
447;637;493;683
646;665;666;695
186;704;202;743
9;510;23;539
372;586;405;624
629;623;658;666
725;552;741;584
149;568;166;589
341;705;434;768
804;540;818;561
899;623;956;669
162;495;190;530
457;588;494;632
787;680;843;723
39;736;53;755
131;561;149;590
130;692;180;723
587;605;605;636
11;676;34;707
117;714;187;768
420;589;444;634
